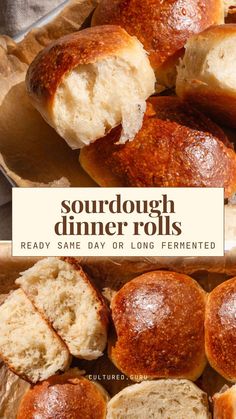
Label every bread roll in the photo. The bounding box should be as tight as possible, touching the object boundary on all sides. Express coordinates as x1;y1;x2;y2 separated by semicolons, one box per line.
16;257;109;360
214;385;236;418
213;385;236;419
26;25;155;149
176;24;236;129
17;369;109;419
92;0;224;87
0;289;70;383
205;276;236;382
109;271;207;381
107;379;210;419
80;97;236;198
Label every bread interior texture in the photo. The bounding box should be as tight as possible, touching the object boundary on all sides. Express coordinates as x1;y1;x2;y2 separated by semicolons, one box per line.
178;36;236;92
17;258;107;360
53;46;155;149
204;38;236;89
0;289;69;383
107;380;209;419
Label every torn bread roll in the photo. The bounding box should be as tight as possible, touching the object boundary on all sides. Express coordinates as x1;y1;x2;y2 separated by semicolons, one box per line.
17;369;109;419
176;24;236;129
0;289;70;383
26;25;155;148
109;271;207;381
213;385;236;418
80;97;236;198
106;379;210;419
205;277;236;382
16;257;109;360
92;0;224;88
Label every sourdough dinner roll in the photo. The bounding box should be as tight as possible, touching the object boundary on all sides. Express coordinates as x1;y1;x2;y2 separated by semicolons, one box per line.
109;271;207;381
205;277;236;382
176;25;236;129
80;97;236;198
17;369;109;419
0;289;70;383
92;0;224;87
107;380;210;419
26;26;155;148
16;257;109;360
213;385;236;419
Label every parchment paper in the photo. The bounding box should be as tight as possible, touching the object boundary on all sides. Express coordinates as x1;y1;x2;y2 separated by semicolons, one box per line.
0;0;98;187
0;242;235;417
0;364;30;419
0;0;235;416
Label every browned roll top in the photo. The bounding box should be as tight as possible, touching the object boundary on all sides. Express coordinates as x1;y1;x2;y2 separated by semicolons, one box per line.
17;371;107;419
26;25;135;108
213;386;236;419
92;0;223;83
80;97;236;198
205;277;236;382
109;271;207;381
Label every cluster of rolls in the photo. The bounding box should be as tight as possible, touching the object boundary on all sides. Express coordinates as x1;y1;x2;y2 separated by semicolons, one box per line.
0;257;109;383
25;0;236;196
1;259;236;417
110;271;236;386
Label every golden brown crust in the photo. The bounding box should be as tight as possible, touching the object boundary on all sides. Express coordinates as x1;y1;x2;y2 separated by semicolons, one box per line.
205;277;236;382
213;389;235;419
80;97;236;198
109;271;207;381
92;0;223;77
26;25;134;112
17;371;107;419
190;23;236;39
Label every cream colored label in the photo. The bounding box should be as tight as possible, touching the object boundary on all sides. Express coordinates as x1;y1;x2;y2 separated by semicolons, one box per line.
12;188;224;257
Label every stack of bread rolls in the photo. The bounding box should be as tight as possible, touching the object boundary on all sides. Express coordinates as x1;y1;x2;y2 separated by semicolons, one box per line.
16;373;211;418
24;0;236;196
91;0;224;87
80;97;236;196
2;0;236;416
108;271;236;385
1;261;236;417
4;263;236;387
